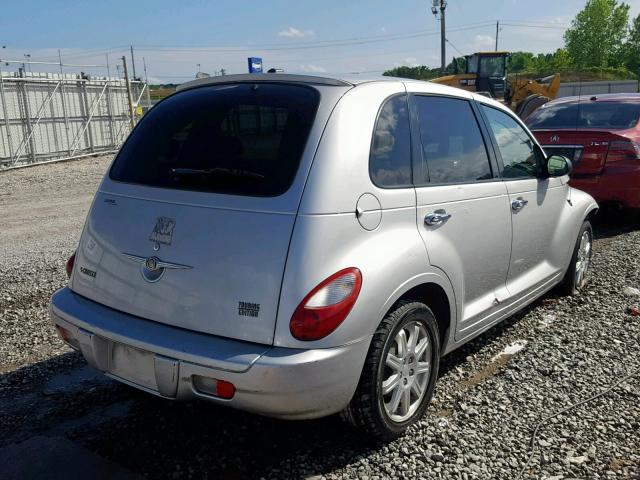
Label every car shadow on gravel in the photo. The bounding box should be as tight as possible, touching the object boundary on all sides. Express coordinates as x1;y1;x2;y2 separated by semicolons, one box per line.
590;208;640;240
0;296;552;480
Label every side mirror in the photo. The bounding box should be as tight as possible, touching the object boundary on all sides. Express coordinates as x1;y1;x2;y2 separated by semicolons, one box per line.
547;155;572;177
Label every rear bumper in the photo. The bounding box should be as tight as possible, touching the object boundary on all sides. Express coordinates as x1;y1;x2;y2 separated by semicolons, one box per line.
570;166;640;209
49;287;369;419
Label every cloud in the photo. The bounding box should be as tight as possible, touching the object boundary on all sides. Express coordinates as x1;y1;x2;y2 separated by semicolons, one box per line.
299;63;326;73
278;27;314;38
473;34;495;50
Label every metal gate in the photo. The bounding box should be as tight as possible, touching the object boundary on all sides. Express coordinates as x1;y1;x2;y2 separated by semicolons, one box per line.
0;61;147;169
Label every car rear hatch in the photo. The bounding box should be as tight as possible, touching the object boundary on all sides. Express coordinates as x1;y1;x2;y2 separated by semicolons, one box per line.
534;130;614;175
71;80;350;345
527;98;640;176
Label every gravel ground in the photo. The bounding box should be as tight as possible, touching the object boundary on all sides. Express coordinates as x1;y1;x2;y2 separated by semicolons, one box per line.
0;156;638;479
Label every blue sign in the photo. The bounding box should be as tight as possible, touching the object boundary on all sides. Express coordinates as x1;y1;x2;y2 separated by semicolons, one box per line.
248;57;263;74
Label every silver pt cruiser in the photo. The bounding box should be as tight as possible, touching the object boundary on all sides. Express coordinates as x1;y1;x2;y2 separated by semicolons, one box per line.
50;74;598;439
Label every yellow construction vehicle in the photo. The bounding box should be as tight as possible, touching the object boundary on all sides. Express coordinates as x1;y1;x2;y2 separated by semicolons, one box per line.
431;51;561;118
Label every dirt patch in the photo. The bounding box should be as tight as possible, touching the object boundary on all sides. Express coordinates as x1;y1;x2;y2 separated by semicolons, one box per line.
461;354;514;389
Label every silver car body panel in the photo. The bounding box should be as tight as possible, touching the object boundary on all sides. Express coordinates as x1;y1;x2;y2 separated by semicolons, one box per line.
71;84;350;345
50;74;598;418
51;287;368;419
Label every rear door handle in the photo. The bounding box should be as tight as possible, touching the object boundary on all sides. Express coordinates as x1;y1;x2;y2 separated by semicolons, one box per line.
424;209;452;226
511;197;529;212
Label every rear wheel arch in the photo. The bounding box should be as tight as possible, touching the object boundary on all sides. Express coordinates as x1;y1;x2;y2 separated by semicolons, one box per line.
384;281;453;353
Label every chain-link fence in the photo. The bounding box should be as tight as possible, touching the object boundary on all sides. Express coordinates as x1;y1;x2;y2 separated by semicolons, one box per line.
0;63;147;169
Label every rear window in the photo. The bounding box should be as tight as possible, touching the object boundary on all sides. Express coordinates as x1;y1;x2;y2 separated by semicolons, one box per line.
526;100;640;130
110;83;320;197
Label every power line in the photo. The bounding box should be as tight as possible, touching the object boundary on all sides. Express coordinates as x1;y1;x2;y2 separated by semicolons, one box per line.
500;22;567;30
135;24;495;53
445;38;464;56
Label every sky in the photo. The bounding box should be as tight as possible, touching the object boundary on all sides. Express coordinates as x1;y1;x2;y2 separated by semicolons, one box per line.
2;0;640;83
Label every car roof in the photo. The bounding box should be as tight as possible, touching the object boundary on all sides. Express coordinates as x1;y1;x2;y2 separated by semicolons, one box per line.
177;72;501;106
177;73;402;91
544;92;640;106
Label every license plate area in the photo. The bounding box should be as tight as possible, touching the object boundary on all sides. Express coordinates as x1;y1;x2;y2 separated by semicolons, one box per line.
110;342;158;391
542;145;584;164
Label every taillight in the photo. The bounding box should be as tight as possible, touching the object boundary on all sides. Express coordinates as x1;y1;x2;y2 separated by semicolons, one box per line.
65;252;76;278
290;268;362;341
606;140;640;163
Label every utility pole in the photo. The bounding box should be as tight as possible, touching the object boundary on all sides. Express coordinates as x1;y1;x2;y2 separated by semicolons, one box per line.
431;1;447;74
122;56;136;129
130;45;137;80
495;20;499;51
143;56;151;113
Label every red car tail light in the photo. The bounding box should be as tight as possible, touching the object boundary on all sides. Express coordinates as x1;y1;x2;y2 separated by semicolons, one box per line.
606;140;640;163
290;268;362;341
65;252;76;278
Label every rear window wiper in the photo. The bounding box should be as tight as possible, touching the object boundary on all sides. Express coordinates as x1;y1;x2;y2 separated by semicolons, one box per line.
170;167;264;180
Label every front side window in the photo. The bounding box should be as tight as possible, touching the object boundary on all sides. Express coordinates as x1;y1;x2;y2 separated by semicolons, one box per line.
481;105;540;179
466;55;479;74
110;83;320;197
369;95;412;188
413;96;492;184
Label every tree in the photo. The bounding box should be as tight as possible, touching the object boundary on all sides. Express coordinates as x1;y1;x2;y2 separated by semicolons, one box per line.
623;14;640;72
565;0;630;68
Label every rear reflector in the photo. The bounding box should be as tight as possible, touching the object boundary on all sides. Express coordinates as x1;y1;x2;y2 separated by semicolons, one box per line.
606;140;640;163
290;267;362;341
55;325;79;350
192;376;236;399
65;252;76;278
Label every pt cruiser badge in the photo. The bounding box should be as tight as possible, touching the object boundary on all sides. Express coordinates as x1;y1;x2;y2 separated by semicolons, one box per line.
149;217;176;246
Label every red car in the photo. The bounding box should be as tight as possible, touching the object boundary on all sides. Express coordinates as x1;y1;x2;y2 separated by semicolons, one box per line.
526;93;640;210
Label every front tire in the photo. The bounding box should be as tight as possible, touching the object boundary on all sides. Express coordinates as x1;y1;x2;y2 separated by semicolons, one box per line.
342;301;440;441
560;220;593;295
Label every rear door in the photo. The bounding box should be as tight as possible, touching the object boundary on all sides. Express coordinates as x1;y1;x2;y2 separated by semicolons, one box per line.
479;103;568;297
410;94;512;340
71;82;342;345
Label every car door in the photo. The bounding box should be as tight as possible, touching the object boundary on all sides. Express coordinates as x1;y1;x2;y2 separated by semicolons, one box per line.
410;93;513;340
478;103;568;299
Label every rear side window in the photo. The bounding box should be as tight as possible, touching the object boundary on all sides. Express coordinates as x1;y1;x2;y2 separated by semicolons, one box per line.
110;83;320;197
526;101;640;130
369;95;412;188
413;96;492;184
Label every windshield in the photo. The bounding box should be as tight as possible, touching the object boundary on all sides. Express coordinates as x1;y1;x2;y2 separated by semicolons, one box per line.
480;56;506;77
110;83;320;197
526;100;640;130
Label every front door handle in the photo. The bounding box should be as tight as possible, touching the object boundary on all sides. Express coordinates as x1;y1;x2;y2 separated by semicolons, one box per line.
424;209;452;226
511;197;529;212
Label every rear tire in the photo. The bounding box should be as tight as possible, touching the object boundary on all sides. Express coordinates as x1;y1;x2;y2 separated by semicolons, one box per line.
342;301;440;441
515;94;550;120
560;220;593;295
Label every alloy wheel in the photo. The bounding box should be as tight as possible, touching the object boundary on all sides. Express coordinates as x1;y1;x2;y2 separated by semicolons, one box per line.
381;321;432;423
575;230;592;288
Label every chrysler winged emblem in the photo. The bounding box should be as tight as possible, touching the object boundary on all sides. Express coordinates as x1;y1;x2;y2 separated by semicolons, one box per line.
149;217;176;246
122;253;192;283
